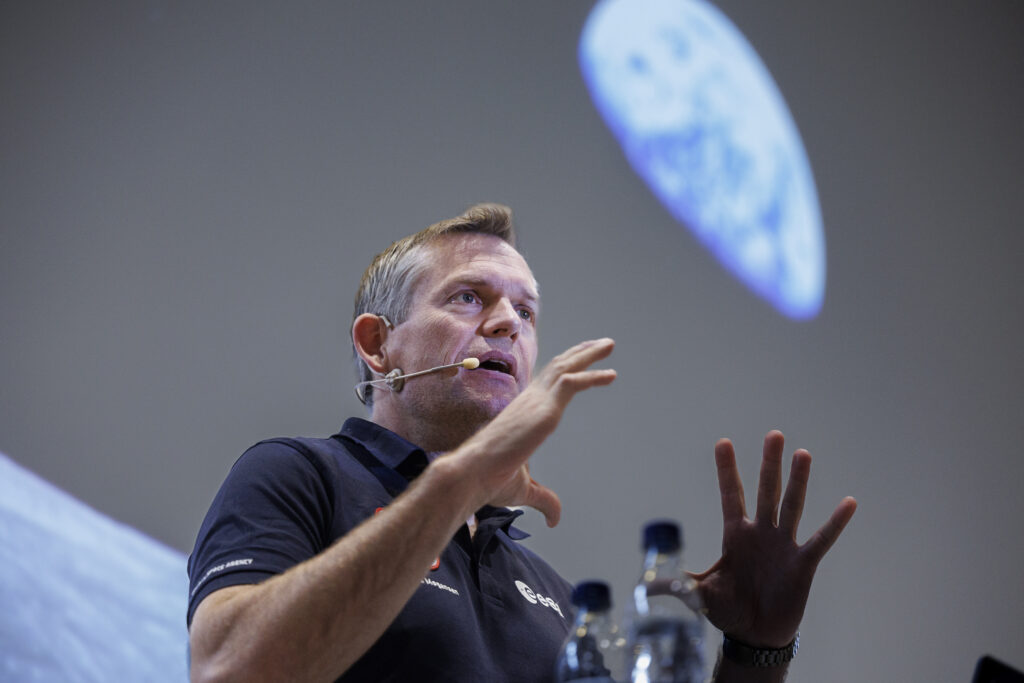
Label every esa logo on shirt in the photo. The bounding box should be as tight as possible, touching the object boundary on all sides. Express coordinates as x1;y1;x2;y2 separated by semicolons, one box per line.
515;579;564;618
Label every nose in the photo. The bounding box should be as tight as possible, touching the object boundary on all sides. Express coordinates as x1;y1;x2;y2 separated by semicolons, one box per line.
482;298;522;339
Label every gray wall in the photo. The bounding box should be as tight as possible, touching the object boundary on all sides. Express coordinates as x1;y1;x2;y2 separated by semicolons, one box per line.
2;2;1022;680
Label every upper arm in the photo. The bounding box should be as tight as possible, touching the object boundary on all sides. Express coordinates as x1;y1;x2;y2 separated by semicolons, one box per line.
187;440;335;626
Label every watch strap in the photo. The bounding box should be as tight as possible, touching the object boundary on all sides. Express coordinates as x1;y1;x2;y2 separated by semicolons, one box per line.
722;632;799;668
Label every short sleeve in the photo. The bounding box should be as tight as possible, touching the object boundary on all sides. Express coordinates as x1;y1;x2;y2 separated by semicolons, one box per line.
186;440;334;626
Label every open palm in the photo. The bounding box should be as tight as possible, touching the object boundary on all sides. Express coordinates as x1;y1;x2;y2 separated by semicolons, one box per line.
693;432;857;648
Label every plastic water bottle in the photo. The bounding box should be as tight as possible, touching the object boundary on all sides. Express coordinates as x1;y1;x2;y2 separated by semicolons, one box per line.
555;580;625;682
627;521;705;683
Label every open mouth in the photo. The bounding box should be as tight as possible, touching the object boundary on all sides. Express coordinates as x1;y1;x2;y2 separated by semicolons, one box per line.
478;359;512;375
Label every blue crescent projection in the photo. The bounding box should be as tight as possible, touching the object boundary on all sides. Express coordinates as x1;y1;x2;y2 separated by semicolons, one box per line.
579;0;826;319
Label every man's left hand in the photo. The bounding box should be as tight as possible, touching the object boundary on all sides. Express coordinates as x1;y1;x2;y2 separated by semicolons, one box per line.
693;430;857;648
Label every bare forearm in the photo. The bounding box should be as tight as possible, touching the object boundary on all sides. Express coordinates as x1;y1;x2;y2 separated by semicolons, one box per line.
190;457;480;683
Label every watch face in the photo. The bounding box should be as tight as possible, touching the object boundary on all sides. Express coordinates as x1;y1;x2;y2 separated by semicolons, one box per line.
973;656;1024;683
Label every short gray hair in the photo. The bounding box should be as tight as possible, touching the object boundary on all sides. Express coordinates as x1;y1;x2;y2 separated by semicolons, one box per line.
352;203;518;407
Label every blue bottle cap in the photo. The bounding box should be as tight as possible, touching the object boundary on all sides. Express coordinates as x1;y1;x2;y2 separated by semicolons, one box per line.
571;580;612;611
642;520;682;553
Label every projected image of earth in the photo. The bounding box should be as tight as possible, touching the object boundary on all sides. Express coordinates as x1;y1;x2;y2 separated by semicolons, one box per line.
580;0;825;319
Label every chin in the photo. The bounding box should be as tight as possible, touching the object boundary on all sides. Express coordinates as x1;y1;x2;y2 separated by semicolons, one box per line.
436;382;519;428
466;395;515;425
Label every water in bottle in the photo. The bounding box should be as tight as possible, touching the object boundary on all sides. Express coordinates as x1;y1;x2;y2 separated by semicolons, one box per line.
555;580;626;683
627;521;706;683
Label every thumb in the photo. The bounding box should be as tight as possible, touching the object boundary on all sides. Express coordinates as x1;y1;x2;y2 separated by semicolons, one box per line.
523;479;562;528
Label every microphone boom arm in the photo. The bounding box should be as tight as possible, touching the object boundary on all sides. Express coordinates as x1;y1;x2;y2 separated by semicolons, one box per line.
354;358;480;404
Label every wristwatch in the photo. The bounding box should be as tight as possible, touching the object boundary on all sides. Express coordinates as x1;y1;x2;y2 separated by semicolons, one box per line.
722;632;799;667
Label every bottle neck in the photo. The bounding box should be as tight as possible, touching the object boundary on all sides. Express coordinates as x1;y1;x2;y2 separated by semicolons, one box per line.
635;546;705;625
634;546;701;617
640;547;684;582
575;605;611;627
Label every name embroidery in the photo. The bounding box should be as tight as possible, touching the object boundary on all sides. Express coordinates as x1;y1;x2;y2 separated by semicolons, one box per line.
191;557;254;597
421;576;460;596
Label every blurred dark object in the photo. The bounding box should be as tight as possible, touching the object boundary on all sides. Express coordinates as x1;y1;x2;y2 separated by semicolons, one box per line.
974;655;1024;683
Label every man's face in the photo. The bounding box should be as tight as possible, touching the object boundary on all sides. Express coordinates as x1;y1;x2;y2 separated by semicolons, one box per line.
383;233;539;424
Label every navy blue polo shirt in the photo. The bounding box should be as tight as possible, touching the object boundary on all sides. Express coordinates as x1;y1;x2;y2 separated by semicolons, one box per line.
188;418;573;682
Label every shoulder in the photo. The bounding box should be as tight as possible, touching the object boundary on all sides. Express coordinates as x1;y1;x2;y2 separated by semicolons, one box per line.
224;435;360;493
187;434;362;625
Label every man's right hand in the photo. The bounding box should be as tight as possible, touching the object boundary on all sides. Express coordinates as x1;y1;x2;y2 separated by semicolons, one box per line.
446;337;617;527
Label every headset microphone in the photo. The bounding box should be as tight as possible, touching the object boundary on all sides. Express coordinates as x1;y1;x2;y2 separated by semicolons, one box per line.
355;358;480;404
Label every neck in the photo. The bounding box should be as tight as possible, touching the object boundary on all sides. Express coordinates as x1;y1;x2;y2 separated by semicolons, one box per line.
370;400;488;454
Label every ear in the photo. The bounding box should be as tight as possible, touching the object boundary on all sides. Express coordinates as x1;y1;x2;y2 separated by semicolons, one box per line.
352;313;392;375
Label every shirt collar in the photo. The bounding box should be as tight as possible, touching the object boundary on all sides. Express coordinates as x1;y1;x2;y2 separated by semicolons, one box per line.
336;417;428;482
334;418;530;539
478;506;530;540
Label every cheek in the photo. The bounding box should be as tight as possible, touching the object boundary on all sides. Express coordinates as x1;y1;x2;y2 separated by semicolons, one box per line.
520;339;538;381
409;316;468;359
392;319;443;362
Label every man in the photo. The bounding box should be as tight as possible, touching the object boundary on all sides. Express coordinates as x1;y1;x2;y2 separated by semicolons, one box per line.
187;204;857;682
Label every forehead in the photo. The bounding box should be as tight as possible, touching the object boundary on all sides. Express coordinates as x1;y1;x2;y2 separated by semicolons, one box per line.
416;233;539;299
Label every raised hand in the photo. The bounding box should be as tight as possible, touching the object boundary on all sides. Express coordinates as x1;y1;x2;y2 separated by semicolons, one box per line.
693;431;857;648
451;337;617;527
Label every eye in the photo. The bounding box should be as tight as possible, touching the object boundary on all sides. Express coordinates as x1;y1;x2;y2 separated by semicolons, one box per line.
451;291;481;305
517;307;535;323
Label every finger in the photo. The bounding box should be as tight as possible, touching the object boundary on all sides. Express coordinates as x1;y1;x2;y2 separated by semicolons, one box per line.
523;479;563;528
778;449;811;538
755;430;785;525
801;496;858;567
714;439;747;523
687;556;722;585
546;338;615;378
552;368;617;403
